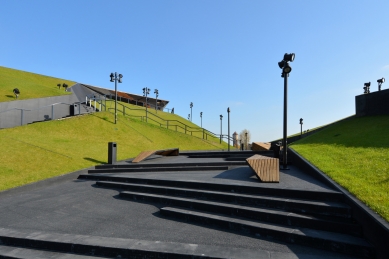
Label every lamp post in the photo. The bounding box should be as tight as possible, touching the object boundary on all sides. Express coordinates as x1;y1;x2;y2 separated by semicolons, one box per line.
363;82;371;94
200;112;203;127
227;107;230;152
300;118;303;139
220;114;223;144
278;53;295;169
143;87;150;122
245;131;248;150
110;72;123;124
377;78;385;91
154;89;159;112
190;102;193;122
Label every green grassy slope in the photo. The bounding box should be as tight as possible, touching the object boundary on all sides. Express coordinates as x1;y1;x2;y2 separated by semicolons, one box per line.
104;100;222;141
290;115;389;222
0;66;75;102
0;111;228;192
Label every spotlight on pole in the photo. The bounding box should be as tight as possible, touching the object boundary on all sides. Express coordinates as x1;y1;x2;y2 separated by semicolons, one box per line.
377;78;385;91
278;52;295;170
109;72;123;124
363;82;371;94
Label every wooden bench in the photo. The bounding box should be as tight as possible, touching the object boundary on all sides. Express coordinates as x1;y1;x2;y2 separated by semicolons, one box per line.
246;154;279;182
132;148;179;163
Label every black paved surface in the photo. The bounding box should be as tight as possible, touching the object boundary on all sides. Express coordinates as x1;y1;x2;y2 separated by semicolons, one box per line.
0;156;358;258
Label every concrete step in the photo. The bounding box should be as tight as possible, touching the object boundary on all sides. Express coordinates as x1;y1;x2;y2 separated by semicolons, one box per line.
0;245;101;258
96;180;352;219
119;191;361;236
78;174;345;202
88;165;228;174
95;161;247;169
160;207;374;258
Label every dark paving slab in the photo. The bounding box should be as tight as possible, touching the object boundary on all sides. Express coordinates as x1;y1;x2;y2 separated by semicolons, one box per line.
0;157;357;259
97;167;336;192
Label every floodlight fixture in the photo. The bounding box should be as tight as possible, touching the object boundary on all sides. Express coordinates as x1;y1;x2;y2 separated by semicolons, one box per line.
377;78;385;91
363;82;371;94
283;53;295;62
283;63;292;74
278;60;286;69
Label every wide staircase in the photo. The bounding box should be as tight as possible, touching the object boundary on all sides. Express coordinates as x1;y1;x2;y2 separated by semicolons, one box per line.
74;151;374;258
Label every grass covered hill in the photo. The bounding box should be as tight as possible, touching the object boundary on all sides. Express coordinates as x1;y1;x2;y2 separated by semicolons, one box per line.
0;111;228;192
290;115;389;222
0;66;75;102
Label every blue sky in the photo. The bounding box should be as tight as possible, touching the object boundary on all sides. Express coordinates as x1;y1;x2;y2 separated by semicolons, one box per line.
1;1;388;141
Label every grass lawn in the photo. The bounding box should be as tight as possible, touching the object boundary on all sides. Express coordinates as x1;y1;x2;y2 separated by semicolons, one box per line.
0;66;75;102
103;100;223;142
0;111;229;192
290;115;389;222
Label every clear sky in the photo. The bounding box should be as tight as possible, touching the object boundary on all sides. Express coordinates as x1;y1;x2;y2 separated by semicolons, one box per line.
1;1;388;142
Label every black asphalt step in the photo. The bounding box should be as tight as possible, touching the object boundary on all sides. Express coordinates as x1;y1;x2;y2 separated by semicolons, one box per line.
160;207;374;258
88;165;228;174
119;191;361;236
0;244;101;258
0;228;270;259
180;151;273;156
95;161;247;169
96;180;351;218
78;174;345;202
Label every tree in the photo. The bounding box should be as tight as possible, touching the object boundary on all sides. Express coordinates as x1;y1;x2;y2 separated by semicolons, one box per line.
239;129;251;150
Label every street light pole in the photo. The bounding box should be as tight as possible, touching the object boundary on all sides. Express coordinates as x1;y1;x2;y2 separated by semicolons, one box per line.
278;53;295;170
110;72;123;124
227;107;230;152
154;89;159;113
200;112;203;128
190;102;193;122
300;118;303;139
220;114;223;144
143;87;150;122
245;131;248;150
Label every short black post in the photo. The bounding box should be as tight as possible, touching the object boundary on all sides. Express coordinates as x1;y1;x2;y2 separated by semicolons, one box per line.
108;142;117;164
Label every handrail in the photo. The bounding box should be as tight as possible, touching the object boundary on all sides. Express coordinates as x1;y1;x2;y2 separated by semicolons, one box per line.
103;100;224;142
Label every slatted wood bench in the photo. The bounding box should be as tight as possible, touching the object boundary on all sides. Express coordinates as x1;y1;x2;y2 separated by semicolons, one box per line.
246;154;279;182
132;148;179;163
